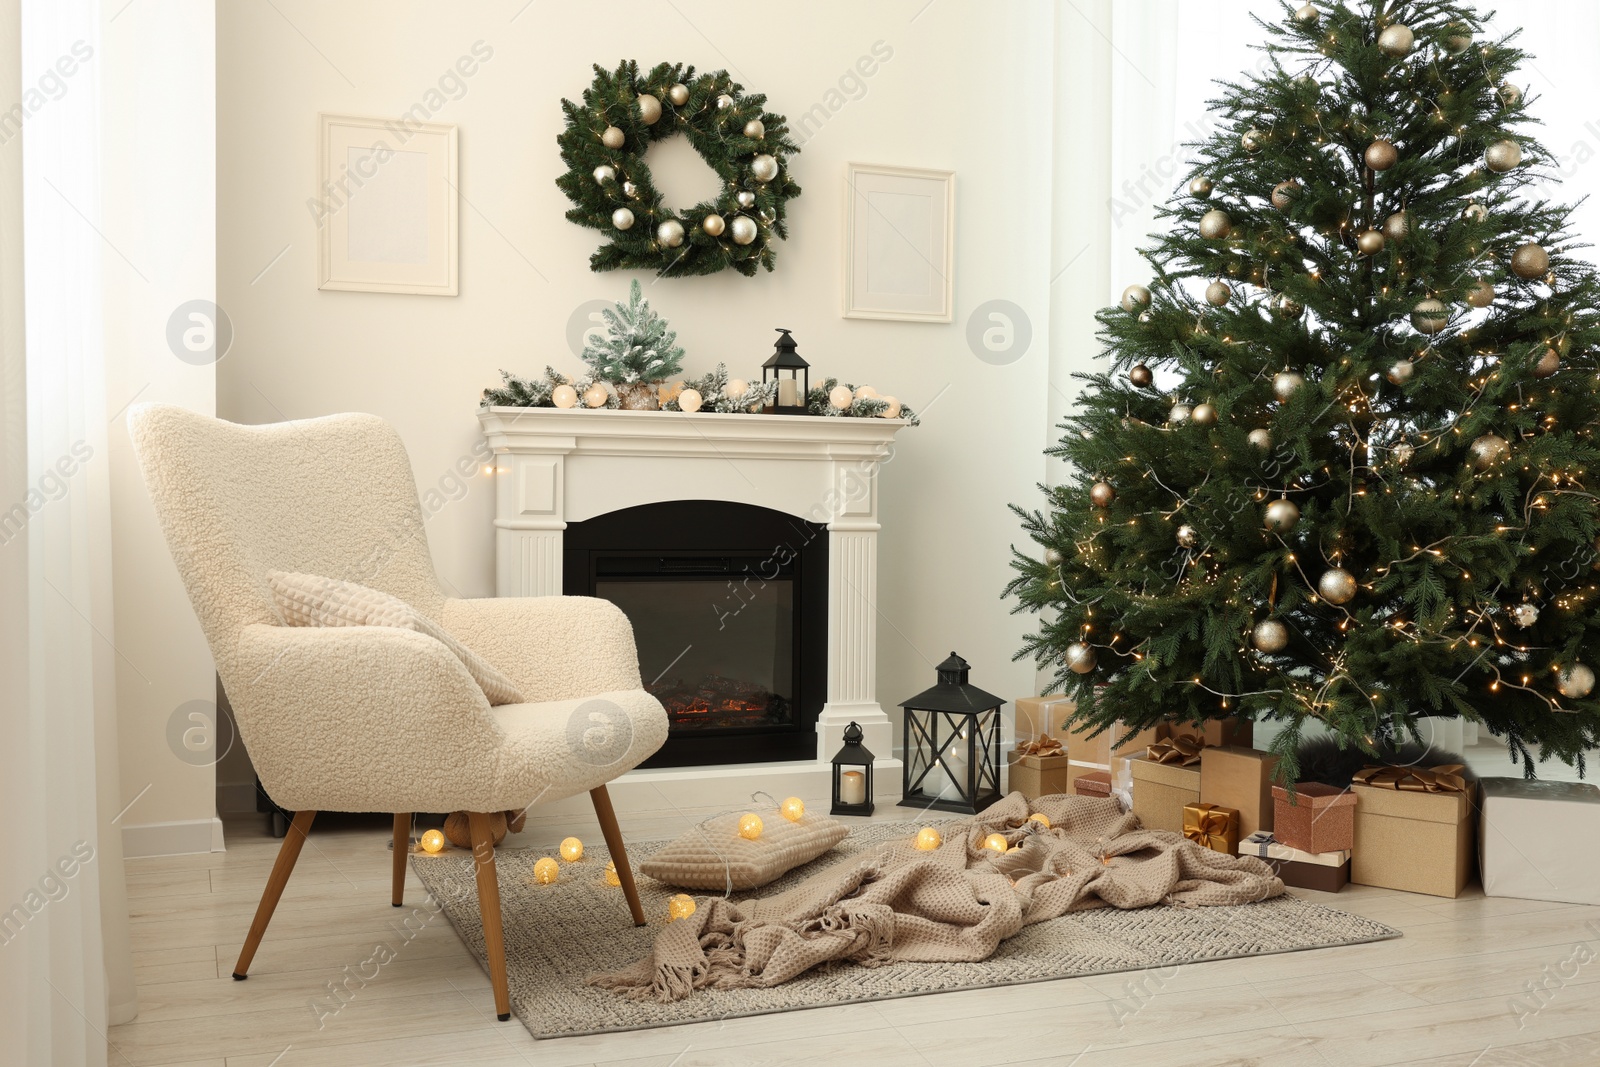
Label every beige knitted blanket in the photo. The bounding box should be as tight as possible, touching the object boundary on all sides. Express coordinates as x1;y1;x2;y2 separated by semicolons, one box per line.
590;792;1284;1001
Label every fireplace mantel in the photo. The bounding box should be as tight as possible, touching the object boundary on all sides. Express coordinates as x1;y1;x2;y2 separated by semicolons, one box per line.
478;405;911;801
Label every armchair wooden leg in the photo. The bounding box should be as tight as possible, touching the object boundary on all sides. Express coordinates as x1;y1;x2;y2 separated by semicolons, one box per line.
590;785;646;927
468;812;512;1022
392;813;410;907
232;809;316;980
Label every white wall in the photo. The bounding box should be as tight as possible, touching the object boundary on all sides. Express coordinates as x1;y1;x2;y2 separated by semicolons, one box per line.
217;0;1061;763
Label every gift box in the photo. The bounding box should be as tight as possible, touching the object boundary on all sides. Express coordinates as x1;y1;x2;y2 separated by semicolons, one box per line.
1480;777;1600;906
1239;831;1350;892
1272;782;1357;854
1183;802;1240;853
1015;695;1076;747
1129;755;1201;834
1007;751;1072;800
1167;718;1254;749
1074;771;1112;797
1199;746;1281;838
1351;766;1476;898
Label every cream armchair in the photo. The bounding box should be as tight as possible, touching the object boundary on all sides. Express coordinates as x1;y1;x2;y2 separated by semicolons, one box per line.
128;404;668;1021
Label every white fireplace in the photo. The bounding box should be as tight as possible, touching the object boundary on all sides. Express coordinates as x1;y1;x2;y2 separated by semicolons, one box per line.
478;405;910;814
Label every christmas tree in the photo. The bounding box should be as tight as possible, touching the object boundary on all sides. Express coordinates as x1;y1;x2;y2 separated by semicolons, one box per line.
582;279;686;385
1008;0;1600;778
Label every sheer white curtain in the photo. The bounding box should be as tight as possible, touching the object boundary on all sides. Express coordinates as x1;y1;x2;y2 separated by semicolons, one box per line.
0;0;136;1062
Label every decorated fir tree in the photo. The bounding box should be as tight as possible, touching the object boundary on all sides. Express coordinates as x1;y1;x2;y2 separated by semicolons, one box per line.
1008;0;1600;777
582;279;686;389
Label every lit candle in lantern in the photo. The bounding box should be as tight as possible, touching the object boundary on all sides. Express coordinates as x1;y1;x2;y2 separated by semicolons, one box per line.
777;377;798;407
839;770;866;806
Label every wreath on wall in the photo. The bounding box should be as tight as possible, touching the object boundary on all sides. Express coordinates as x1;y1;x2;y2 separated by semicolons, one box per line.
556;60;801;277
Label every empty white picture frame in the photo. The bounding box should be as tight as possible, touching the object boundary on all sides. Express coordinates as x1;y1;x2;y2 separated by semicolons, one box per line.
317;114;458;295
843;163;954;322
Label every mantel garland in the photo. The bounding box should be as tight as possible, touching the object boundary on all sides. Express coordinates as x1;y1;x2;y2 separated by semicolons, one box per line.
556;60;802;277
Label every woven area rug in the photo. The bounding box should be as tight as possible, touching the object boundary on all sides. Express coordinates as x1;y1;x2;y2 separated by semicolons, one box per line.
411;820;1400;1039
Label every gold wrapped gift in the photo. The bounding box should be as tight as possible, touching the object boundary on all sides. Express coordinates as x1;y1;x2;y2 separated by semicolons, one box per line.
1182;802;1240;854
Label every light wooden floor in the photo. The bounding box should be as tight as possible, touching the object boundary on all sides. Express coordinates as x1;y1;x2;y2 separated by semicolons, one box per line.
109;794;1600;1067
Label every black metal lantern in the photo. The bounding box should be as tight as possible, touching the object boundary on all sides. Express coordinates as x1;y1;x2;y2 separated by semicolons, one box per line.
761;328;810;415
900;652;1003;814
830;721;874;816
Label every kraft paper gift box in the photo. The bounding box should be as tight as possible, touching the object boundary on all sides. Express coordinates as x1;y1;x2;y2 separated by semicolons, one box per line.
1183;802;1240;854
1168;718;1254;750
1015;695;1076;747
1272;781;1357;854
1129;755;1201;834
1239;832;1350;893
1008;752;1073;800
1351;777;1476;898
1479;777;1600;906
1199;745;1281;839
1074;770;1112;798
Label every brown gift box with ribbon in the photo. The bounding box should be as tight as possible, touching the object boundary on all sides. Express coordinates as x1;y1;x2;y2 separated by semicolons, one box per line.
1351;764;1476;898
1007;735;1072;800
1199;745;1282;839
1183;802;1240;854
1272;781;1357;854
1129;743;1202;834
1074;771;1112;798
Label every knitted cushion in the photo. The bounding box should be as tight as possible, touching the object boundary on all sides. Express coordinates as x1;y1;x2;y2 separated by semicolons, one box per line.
267;570;524;706
639;810;849;891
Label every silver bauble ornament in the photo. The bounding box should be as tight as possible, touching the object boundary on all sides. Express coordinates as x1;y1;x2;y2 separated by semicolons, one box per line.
1386;359;1415;385
1199;209;1232;240
601;125;625;149
668;82;690;106
1462;201;1489;223
622;180;638;197
1264;498;1301;533
1252;619;1290;652
1510;602;1540;628
611;207;635;231
1558;663;1596;699
1177;524;1199;548
1273;371;1306;401
1138;311;1153;324
1364;139;1399;170
702;214;726;237
1466;278;1495;308
1121;284;1152;312
1357;229;1386;255
716;93;735;109
729;216;758;245
1064;642;1097;675
1090;481;1116;508
1497;82;1522;107
1469;433;1511;468
1189;176;1214;198
1511;242;1549;280
1377;23;1415;56
1044;547;1065;566
1318;568;1358;604
1241;128;1266;152
1129;364;1153;387
656;218;685;248
1205;280;1232;306
1271;293;1304;320
743;119;765;139
1271;180;1300;210
1294;3;1319;25
1443;25;1473;54
736;190;757;208
637;93;662;125
1485;139;1522;173
1383;211;1410;240
1533;348;1560;378
750;154;779;182
1411;298;1449;334
593;164;616;185
1192;402;1219;426
1248;428;1273;450
1169;402;1192;424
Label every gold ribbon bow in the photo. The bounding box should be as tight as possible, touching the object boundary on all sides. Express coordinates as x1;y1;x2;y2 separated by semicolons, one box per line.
1146;734;1205;766
1352;763;1469;794
1182;803;1234;851
1015;733;1064;758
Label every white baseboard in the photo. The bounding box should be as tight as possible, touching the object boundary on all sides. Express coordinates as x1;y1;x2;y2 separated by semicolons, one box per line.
123;816;227;858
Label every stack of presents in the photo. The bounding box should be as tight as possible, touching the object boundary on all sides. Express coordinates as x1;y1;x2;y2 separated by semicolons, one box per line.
1012;695;1600;905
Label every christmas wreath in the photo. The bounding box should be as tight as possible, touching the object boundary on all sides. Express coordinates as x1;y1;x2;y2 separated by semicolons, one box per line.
556;60;801;277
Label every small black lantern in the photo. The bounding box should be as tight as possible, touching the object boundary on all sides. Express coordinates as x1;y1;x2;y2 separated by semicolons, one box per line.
901;652;1003;814
830;721;874;816
761;328;810;415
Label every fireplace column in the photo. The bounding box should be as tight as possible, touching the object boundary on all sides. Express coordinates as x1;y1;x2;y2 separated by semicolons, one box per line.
490;440;571;597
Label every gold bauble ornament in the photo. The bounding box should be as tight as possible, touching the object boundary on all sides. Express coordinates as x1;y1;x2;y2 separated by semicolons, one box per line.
1386;359;1415;385
743;118;765;139
1252;619;1289;653
1205;280;1232;306
1241;128;1265;152
1192;402;1219;426
1364;139;1399;171
1271;293;1303;320
1064;642;1097;674
1558;664;1596;699
750;154;779;182
1199;209;1232;240
1377;23;1415;56
827;384;854;409
702;213;726;237
668;82;690;106
729;216;759;245
780;797;805;822
533;857;560;885
1498;82;1522;107
1248;428;1273;450
715;93;735;109
1273;371;1306;401
419;828;446;854
1462;201;1489;223
676;388;703;413
600;125;625;149
1264;498;1301;533
1485;139;1522;173
738;813;764;840
1357;229;1386;256
1533;348;1560;378
1271;180;1300;210
1129;363;1153;387
1043;546;1065;566
656;219;685;248
1294;3;1319;25
1411;298;1449;334
1383;211;1410;240
604;860;621;886
1466;278;1495;308
1177;524;1199;548
611;207;635;231
551;384;578;409
1169;402;1192;424
1318;568;1358;605
914;827;943;851
668;894;697;921
559;837;583;862
1090;481;1116;507
1443;24;1473;54
982;833;1009;854
1511;243;1549;280
1189;176;1214;198
637;93;662;125
1029;813;1052;829
1469;433;1511;468
1121;284;1152;312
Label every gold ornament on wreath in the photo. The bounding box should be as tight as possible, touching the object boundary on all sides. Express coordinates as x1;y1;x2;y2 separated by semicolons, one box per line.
557;60;801;276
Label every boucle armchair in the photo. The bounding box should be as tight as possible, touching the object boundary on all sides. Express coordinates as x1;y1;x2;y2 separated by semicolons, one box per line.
128;404;668;1020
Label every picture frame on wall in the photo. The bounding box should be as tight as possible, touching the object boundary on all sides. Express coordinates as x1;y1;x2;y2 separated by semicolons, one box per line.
317;114;459;296
842;163;954;323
